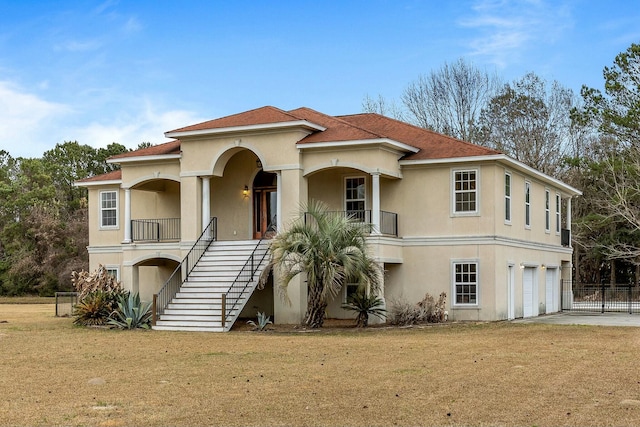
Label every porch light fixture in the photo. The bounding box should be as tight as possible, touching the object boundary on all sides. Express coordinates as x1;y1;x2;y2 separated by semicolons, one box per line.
519;263;525;269
541;264;546;270
243;185;249;198
256;159;262;169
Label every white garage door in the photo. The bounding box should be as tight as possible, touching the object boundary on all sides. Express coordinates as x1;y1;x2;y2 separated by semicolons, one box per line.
545;268;558;313
523;267;534;318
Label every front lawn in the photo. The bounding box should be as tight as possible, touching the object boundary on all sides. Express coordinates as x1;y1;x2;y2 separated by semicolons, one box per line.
0;304;639;426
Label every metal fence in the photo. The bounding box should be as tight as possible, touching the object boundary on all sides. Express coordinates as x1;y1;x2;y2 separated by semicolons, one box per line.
55;292;78;317
563;280;640;314
304;210;398;237
131;218;180;242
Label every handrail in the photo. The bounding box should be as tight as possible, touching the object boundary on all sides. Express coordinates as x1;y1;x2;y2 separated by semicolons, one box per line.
222;223;275;328
152;217;217;325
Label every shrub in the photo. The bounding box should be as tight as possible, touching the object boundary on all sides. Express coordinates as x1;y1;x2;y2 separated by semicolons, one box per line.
247;312;273;331
341;290;386;327
107;293;152;330
71;265;124;301
73;291;114;326
388;292;447;326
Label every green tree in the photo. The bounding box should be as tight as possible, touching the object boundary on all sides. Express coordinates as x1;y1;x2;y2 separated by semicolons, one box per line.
574;43;640;148
269;201;382;328
570;43;640;283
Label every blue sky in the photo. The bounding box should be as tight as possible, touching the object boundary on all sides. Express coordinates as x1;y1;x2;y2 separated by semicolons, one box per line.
1;0;638;158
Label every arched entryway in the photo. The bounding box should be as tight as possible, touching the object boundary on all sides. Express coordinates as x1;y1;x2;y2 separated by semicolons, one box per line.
253;170;277;239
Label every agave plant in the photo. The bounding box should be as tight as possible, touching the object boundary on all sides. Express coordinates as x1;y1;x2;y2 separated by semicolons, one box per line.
107;293;152;330
247;311;273;331
342;289;386;327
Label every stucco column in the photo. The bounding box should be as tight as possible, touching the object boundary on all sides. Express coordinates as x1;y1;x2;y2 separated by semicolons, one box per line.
276;171;282;232
369;262;386;325
123;188;132;243
566;197;572;231
202;176;211;235
273;168;308;324
371;172;381;235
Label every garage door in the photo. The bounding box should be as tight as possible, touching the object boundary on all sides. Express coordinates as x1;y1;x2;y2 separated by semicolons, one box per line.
545;268;558;313
523;267;534;318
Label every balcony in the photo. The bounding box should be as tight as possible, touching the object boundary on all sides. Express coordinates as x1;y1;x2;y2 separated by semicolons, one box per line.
304;210;398;237
131;218;181;242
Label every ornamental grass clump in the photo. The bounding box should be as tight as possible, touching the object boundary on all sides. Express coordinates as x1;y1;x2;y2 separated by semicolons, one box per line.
389;292;447;326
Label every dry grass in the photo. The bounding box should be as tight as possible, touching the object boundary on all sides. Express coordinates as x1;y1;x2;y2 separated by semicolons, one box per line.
1;305;640;426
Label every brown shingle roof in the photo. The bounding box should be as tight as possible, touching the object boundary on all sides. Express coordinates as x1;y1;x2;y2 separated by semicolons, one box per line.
81;107;501;186
337;113;501;160
166;106;304;134
76;169;122;183
108;139;181;160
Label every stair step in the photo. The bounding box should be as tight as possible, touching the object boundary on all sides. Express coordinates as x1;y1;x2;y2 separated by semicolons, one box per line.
154;319;222;328
167;303;221;310
159;314;222;321
153;324;225;332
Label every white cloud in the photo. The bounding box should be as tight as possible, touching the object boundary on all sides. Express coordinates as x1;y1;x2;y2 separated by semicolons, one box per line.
66;104;205;150
0;81;71;157
458;0;572;67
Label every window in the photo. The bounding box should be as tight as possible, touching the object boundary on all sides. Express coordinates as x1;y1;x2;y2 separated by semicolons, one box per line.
454;170;478;213
545;189;550;232
345;177;366;221
505;173;512;223
100;190;118;228
555;194;561;234
525;182;531;228
105;267;120;281
454;262;478;305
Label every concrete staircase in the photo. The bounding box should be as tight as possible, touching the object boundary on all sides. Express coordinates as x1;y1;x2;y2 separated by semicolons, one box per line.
152;239;271;332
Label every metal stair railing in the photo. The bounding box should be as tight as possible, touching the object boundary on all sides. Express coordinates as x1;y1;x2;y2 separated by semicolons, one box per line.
221;223;275;328
152;217;217;325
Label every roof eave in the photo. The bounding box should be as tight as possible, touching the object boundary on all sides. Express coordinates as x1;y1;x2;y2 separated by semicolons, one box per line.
165;120;326;138
74;179;122;188
107;153;181;165
400;154;582;197
296;138;420;153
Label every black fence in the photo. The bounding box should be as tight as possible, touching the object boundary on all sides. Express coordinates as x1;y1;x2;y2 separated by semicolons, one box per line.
304;210;398;237
563;280;640;314
131;218;180;242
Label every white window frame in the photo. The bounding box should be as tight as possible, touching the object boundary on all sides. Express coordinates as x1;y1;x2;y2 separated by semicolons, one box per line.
524;181;531;229
545;189;551;233
555;193;561;234
344;176;367;221
505;172;512;224
105;266;120;281
452;260;479;306
99;190;119;229
452;169;479;216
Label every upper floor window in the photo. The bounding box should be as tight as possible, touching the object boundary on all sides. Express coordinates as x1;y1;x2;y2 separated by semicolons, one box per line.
505;172;512;223
100;190;118;228
525;181;531;228
453;261;478;305
556;193;561;234
345;177;366;221
545;189;551;232
454;170;478;214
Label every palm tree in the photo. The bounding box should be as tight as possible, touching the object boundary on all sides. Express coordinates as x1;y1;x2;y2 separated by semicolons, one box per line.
269;200;382;328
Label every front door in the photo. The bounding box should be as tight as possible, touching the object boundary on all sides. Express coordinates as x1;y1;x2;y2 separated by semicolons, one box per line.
253;187;277;239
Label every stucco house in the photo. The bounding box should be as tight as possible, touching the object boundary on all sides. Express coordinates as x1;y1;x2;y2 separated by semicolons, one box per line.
76;106;581;331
